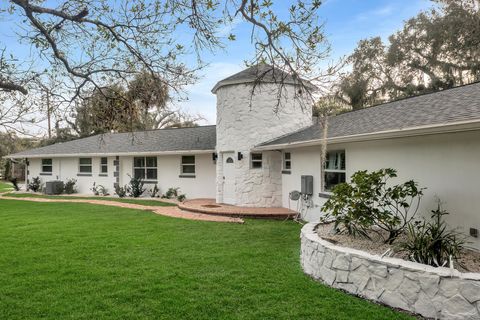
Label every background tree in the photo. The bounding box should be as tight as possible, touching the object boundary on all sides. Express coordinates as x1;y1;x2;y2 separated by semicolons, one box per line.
1;0;330;136
68;85;138;137
336;0;480;110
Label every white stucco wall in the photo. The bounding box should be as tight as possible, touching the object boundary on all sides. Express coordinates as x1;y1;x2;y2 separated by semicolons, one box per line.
215;83;312;206
27;157;116;194
27;154;216;199
119;154;216;199
282;130;480;250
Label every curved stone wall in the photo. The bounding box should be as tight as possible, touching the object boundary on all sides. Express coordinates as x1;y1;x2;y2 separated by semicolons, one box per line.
301;223;480;320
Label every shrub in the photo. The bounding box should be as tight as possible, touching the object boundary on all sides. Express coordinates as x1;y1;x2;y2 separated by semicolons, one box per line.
64;179;77;194
321;168;424;244
9;178;20;191
127;175;145;198
163;187;179;199
177;194;186;202
92;182;109;196
115;185;127;198
27;176;42;192
150;184;159;198
397;204;465;267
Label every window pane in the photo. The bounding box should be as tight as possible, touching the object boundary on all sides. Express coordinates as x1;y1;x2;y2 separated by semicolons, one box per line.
226;157;234;164
42;165;52;173
146;157;157;167
42;159;52;165
101;157;108;165
101;165;108;173
182;165;195;174
182;156;195;164
325;151;346;170
284;153;291;160
251;153;262;161
285;161;291;170
146;169;157;180
325;172;346;191
79;158;92;165
134;157;145;168
252;161;262;169
134;168;145;179
79;165;92;173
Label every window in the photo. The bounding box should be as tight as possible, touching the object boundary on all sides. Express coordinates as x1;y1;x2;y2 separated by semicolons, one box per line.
181;156;195;175
134;157;157;180
41;159;52;173
283;152;291;171
251;153;262;169
79;158;92;173
324;150;346;191
100;157;108;174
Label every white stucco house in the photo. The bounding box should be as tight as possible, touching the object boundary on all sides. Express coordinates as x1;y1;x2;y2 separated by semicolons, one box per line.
6;64;480;250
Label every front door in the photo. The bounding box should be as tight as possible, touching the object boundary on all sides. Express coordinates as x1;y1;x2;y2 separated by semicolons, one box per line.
223;152;235;204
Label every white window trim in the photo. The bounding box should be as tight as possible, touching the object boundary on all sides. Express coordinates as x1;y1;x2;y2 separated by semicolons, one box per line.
78;158;92;174
250;153;263;169
41;158;53;174
283;152;291;171
180;155;196;176
100;157;108;175
323;150;346;192
133;157;158;181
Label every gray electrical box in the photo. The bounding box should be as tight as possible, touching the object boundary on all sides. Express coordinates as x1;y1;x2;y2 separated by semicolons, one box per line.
45;181;64;195
301;175;313;195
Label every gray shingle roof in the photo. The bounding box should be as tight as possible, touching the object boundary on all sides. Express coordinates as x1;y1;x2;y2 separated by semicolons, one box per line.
259;82;480;147
8;125;216;158
211;64;317;93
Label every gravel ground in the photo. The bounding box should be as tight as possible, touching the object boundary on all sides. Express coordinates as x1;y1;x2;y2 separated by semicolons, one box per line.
316;223;480;273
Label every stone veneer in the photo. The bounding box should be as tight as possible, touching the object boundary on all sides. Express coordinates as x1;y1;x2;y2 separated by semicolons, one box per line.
215;83;312;206
301;223;480;320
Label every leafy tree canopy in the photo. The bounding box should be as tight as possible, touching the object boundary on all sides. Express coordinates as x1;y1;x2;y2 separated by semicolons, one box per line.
0;0;330;134
336;0;480;110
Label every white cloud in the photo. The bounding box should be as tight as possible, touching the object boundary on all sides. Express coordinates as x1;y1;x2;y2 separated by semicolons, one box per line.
355;4;395;22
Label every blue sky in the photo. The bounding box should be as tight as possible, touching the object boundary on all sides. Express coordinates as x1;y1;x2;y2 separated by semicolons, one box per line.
180;0;433;124
1;0;434;132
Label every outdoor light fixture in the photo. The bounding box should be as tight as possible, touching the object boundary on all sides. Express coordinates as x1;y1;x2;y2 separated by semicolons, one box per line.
237;152;243;161
212;153;218;161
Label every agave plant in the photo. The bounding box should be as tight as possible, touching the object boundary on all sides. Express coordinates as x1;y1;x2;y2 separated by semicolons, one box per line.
397;204;465;267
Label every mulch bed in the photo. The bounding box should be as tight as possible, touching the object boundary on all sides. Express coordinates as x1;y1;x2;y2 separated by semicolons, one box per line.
316;223;480;273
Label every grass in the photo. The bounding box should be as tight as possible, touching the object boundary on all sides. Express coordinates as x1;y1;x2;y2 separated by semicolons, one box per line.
1;193;175;207
0;199;413;320
0;180;14;192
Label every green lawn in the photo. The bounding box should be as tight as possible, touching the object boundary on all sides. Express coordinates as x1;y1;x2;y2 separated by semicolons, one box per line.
2;193;175;207
0;181;14;192
0;200;412;320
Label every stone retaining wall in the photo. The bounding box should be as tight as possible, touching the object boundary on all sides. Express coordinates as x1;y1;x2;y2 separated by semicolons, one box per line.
301;223;480;319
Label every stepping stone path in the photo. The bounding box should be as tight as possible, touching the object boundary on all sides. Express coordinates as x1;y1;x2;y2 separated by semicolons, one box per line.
0;195;244;224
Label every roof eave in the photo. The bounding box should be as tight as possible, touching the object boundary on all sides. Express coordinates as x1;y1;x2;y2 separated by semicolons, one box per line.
4;149;216;160
211;79;318;94
253;119;480;151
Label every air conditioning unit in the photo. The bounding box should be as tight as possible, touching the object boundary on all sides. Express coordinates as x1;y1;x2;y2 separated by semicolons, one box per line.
301;175;313;195
45;181;64;195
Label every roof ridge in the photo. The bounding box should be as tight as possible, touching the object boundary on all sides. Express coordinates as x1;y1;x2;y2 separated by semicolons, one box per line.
337;81;480;117
100;124;216;136
257;123;316;146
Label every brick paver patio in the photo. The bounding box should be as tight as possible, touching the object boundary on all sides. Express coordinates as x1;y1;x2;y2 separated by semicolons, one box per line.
0;195;244;223
178;198;297;219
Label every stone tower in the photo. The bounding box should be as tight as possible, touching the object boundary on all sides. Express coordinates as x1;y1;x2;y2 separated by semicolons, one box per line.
212;64;315;207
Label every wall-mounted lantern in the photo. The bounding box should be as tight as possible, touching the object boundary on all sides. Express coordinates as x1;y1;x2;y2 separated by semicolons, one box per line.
237;152;243;161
